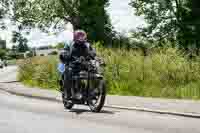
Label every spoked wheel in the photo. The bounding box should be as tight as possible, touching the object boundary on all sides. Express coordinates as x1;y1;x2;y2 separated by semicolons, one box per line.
88;80;106;112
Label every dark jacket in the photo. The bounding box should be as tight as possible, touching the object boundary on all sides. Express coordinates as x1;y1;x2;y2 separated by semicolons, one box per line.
59;41;96;64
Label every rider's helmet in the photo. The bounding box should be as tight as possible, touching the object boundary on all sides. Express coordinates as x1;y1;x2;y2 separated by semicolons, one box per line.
73;30;87;44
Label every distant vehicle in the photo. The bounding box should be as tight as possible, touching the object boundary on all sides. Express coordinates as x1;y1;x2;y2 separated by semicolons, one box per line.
0;59;3;68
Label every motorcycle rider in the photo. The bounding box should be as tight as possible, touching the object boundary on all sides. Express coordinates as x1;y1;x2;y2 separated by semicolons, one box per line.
59;30;96;100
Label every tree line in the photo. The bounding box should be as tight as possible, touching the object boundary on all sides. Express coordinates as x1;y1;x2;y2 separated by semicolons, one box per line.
130;0;200;51
0;0;200;52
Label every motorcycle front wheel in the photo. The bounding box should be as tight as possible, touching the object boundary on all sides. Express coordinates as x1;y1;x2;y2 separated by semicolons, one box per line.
88;80;106;112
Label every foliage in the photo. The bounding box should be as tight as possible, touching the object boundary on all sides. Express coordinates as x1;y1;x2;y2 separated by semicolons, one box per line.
0;49;6;59
55;43;64;49
110;33;131;49
18;56;59;89
12;31;29;52
18;45;200;99
13;0;114;44
48;51;58;55
130;0;200;49
98;47;200;99
0;0;13;29
7;59;17;65
7;50;17;59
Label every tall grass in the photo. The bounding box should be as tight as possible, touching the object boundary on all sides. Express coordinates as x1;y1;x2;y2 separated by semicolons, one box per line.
18;47;200;99
18;56;59;90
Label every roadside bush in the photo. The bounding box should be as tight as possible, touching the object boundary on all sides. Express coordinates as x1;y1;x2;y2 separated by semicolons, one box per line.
48;51;58;55
0;49;6;59
16;53;25;59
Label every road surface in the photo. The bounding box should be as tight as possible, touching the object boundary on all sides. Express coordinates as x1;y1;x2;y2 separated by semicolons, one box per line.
0;66;17;82
1;66;200;133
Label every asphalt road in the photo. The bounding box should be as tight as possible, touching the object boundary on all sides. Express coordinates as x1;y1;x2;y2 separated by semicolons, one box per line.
1;66;200;133
0;66;17;82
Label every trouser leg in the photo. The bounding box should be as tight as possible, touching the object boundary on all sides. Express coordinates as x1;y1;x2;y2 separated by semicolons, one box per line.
63;69;72;99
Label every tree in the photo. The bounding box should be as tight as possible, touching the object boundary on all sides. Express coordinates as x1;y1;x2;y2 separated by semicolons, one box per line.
12;31;29;52
12;45;17;52
77;0;114;44
13;0;114;44
17;38;29;52
110;32;131;49
130;0;197;49
190;0;200;50
0;0;13;29
0;49;6;59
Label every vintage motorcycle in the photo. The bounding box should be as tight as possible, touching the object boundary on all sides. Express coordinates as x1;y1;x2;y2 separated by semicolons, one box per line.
58;56;106;112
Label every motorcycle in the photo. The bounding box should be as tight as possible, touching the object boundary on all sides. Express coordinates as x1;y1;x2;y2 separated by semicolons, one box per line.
59;56;106;112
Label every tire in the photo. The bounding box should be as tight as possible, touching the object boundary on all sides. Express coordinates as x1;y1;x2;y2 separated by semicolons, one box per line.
88;80;106;113
62;93;74;110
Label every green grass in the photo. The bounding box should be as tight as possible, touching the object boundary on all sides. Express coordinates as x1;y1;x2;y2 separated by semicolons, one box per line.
18;55;59;90
7;59;17;65
18;47;200;100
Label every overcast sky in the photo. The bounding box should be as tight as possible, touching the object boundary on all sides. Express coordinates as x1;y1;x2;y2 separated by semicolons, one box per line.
0;0;145;48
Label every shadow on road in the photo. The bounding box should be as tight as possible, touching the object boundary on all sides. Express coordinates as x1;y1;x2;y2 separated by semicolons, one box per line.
69;108;117;115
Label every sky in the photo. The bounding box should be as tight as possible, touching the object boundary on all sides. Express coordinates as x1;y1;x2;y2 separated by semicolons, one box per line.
108;0;145;32
0;0;145;48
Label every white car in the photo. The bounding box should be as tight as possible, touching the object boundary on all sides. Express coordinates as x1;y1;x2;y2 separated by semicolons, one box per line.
0;59;4;68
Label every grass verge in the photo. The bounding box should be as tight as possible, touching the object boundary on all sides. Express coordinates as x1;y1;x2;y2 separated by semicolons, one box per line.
18;48;200;100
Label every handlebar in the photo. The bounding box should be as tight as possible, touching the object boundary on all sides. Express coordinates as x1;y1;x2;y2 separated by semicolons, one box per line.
69;56;98;72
